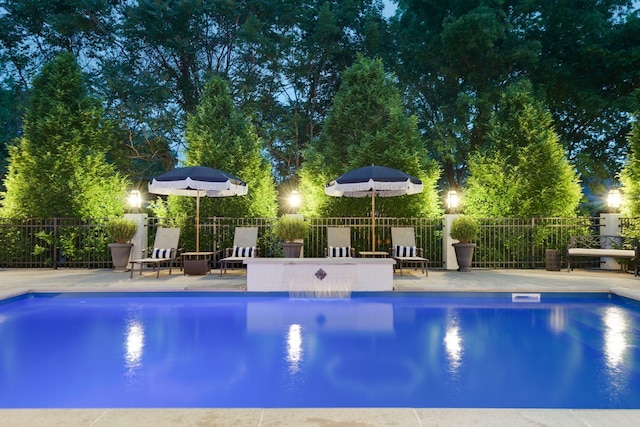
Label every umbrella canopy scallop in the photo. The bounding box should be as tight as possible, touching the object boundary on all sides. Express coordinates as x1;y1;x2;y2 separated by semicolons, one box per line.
325;165;423;198
149;165;247;197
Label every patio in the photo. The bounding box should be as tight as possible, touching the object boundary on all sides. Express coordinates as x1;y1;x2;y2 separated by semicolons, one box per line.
1;267;640;426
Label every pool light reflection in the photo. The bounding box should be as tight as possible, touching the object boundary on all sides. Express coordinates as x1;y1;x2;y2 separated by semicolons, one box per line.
603;307;629;369
444;312;463;373
125;319;145;369
286;324;303;373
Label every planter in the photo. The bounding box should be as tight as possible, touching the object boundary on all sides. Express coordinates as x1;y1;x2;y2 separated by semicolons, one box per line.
545;249;561;271
282;242;303;258
184;259;208;275
108;242;134;271
452;242;476;272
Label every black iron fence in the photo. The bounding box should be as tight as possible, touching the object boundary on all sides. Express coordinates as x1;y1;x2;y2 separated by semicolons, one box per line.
0;216;629;270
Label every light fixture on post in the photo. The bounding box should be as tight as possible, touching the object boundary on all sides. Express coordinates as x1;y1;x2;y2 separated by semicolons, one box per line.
288;190;301;212
607;189;621;212
128;190;142;212
447;190;459;213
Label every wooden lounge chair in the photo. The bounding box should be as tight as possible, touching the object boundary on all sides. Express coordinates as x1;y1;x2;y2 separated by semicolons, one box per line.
220;227;259;275
391;227;428;276
325;227;355;257
129;227;181;278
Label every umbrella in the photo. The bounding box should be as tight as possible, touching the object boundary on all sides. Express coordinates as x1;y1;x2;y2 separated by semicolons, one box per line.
325;165;423;252
149;166;248;252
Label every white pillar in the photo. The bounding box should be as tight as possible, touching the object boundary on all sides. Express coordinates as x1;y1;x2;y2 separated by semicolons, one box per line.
600;213;621;270
443;214;459;270
125;213;148;262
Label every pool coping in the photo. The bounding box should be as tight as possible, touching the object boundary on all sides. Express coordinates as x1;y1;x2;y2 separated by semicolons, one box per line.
1;267;640;426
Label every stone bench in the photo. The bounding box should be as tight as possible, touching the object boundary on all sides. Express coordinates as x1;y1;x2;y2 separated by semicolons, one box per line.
567;235;638;276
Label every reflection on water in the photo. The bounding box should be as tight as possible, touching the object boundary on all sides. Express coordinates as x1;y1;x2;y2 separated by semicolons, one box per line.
549;306;566;333
124;315;145;370
286;324;303;373
603;307;629;369
444;310;463;374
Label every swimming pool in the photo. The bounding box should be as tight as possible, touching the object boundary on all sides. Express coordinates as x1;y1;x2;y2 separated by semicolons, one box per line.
0;291;639;408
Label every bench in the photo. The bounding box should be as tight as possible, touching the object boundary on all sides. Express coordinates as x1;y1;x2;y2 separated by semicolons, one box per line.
567;235;638;276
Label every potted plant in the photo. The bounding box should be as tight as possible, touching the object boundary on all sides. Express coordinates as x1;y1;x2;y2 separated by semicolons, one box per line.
273;215;309;257
106;218;138;271
450;215;479;272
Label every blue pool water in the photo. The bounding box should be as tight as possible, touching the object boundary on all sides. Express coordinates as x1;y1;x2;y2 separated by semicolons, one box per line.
0;292;639;409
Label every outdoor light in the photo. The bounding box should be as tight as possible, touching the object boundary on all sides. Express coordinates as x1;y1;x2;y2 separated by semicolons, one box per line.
607;189;621;211
447;190;459;212
128;190;142;211
289;190;302;210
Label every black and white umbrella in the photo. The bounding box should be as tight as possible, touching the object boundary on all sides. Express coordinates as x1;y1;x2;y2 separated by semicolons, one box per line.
149;166;248;252
325;165;423;251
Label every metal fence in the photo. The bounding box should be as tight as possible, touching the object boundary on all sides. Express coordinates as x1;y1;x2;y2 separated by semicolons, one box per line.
0;215;627;270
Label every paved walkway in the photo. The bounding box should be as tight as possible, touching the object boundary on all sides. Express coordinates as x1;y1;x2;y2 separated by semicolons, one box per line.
1;267;640;426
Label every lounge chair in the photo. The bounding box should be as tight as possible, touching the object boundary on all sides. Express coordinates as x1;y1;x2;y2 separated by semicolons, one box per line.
129;227;181;278
325;227;355;257
391;227;428;276
220;227;259;275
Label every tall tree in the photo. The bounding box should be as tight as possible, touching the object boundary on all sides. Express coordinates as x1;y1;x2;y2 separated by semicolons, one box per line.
299;56;441;218
1;52;128;219
159;75;277;223
619;117;640;217
464;80;582;218
389;0;640;196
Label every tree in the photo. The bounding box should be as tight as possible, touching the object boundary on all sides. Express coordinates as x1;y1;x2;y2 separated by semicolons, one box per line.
1;52;129;219
464;80;582;218
389;0;640;196
619;117;640;217
158;75;277;223
299;56;441;218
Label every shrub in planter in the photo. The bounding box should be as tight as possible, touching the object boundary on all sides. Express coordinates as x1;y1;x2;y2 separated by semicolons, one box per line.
106;218;138;270
450;215;479;243
106;218;138;243
273;215;309;257
450;216;479;272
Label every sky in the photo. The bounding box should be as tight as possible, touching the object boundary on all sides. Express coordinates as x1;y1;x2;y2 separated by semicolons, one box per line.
382;0;398;18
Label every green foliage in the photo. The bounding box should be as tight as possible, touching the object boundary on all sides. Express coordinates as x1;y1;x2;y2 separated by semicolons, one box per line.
620;117;640;217
157;76;277;227
1;52;129;219
464;80;582;218
272;215;310;242
450;216;479;243
299;56;441;218
105;218;138;243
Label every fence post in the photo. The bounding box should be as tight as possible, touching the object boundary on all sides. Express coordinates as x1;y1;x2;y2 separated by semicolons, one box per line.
600;213;621;270
125;213;148;264
443;214;459;270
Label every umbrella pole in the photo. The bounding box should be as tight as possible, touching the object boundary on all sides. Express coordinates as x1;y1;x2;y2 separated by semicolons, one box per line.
371;191;376;252
196;191;200;253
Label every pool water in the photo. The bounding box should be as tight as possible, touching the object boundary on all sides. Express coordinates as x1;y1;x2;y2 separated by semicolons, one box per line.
1;292;639;408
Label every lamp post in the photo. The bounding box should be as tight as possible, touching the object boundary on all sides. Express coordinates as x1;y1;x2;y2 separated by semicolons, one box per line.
607;189;621;212
447;190;459;213
128;190;142;213
288;190;301;212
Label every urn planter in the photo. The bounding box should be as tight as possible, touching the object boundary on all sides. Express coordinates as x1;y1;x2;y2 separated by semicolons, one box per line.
108;243;134;271
452;242;476;272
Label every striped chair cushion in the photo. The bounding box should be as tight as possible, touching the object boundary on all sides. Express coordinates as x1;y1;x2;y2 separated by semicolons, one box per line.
233;246;256;258
328;246;351;257
151;247;174;258
395;245;417;257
